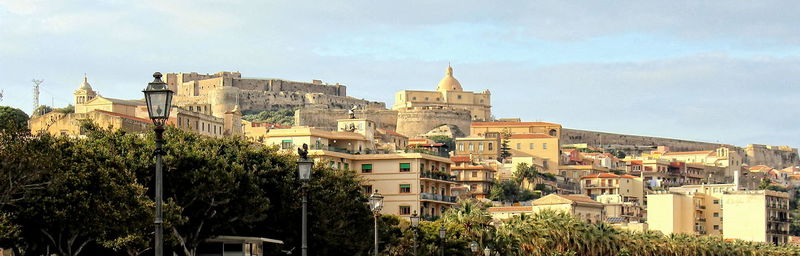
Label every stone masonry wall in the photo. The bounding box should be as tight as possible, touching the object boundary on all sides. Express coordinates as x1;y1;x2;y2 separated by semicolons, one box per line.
295;107;398;131
395;107;472;138
561;128;799;169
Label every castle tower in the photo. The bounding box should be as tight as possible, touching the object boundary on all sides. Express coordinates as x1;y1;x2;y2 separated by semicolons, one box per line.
74;75;97;106
436;65;463;92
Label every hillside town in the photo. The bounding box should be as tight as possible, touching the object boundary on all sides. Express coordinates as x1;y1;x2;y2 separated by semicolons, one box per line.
18;65;800;252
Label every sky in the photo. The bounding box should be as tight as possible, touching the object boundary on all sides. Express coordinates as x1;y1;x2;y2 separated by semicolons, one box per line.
1;0;798;147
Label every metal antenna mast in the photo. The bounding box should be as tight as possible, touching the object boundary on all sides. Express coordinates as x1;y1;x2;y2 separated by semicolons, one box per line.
0;89;4;102
32;79;43;112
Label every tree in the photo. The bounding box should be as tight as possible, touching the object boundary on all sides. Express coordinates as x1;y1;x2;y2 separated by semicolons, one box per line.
0;106;29;134
427;135;454;153
498;130;512;162
4;127;153;256
241;108;296;125
31;105;53;117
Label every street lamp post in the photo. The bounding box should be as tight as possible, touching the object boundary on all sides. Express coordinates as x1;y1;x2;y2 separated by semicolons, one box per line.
439;224;446;256
368;190;384;256
410;211;420;256
142;72;174;256
469;241;479;255
297;144;313;256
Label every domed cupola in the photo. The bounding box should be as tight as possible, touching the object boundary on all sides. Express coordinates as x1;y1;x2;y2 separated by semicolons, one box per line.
436;65;463;92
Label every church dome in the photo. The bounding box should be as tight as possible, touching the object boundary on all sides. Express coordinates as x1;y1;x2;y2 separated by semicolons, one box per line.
78;75;93;91
436;65;463;92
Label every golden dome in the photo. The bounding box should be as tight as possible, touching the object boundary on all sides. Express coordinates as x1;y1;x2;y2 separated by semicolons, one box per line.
436;65;463;92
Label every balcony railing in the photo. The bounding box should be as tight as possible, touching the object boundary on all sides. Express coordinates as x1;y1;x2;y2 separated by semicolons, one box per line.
420;192;457;203
310;145;450;157
421;171;456;182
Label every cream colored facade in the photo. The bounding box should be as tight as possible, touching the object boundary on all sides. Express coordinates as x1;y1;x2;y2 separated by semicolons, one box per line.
392;66;492;121
558;165;609;180
647;184;738;237
254;118;457;218
451;165;495;199
722;190;790;244
488;194;604;223
580;173;644;221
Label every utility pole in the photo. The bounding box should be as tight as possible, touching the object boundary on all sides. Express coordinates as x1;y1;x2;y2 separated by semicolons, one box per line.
32;79;43;113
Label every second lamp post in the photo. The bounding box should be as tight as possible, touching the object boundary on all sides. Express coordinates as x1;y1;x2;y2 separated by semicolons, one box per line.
368;190;384;256
297;144;313;256
142;72;174;256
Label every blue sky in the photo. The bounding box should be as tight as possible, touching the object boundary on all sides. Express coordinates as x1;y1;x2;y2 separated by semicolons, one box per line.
1;0;798;147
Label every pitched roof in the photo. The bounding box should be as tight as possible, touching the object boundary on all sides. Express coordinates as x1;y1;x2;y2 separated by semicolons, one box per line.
509;134;555;139
93;110;152;124
471;121;561;127
377;128;408;138
663;150;714;156
487;206;533;213
580;173;620;179
533;194;602;206
90;96;146;106
452;166;495;171
450;156;471;162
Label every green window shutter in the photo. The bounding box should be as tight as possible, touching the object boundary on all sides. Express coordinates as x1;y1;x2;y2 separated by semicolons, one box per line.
362;164;373;170
400;184;411;188
399;163;411;169
282;140;292;143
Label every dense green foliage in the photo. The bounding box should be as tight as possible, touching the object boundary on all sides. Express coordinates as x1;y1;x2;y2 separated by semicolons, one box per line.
427;135;454;152
382;200;800;256
241;108;296;125
0;106;29;133
0;125;373;256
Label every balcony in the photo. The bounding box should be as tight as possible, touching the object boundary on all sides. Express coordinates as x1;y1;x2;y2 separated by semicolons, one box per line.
421;171;456;182
695;217;707;222
420;192;457;203
311;145;450;157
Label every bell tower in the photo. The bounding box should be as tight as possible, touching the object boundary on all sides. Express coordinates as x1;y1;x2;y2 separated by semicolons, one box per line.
74;75;97;112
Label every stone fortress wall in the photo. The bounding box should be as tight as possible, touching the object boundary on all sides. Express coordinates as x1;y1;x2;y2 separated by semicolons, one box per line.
561;128;799;169
395;107;472;139
295;107;399;132
165;71;382;116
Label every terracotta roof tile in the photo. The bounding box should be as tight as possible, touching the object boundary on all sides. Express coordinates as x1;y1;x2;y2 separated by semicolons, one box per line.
487;206;533;212
509;133;555;139
472;121;561;127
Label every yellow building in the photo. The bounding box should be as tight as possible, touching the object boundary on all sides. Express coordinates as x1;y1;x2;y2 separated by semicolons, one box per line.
454;136;501;162
488;194;604;223
508;133;560;173
470;121;562;138
255;118;457;219
647;184;738;237
722;190;790;244
392;65;491;121
580;173;644;208
643;146;743;177
451;165;495;199
558;165;609;180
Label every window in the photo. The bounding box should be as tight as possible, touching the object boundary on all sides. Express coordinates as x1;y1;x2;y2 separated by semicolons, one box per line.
457;95;462;99
543;160;549;169
344;163;349;170
362;185;373;195
543;143;548;149
399;206;411;215
458;143;464;152
488;143;493;151
425;97;429;101
361;164;373;173
469;143;474;151
400;163;411;172
400;184;411;193
479;143;484;152
529;143;534;149
713;200;719;204
281;140;292;149
516;143;521;150
412;97;417;100
713;212;719;217
713;225;720;230
472;172;478;178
